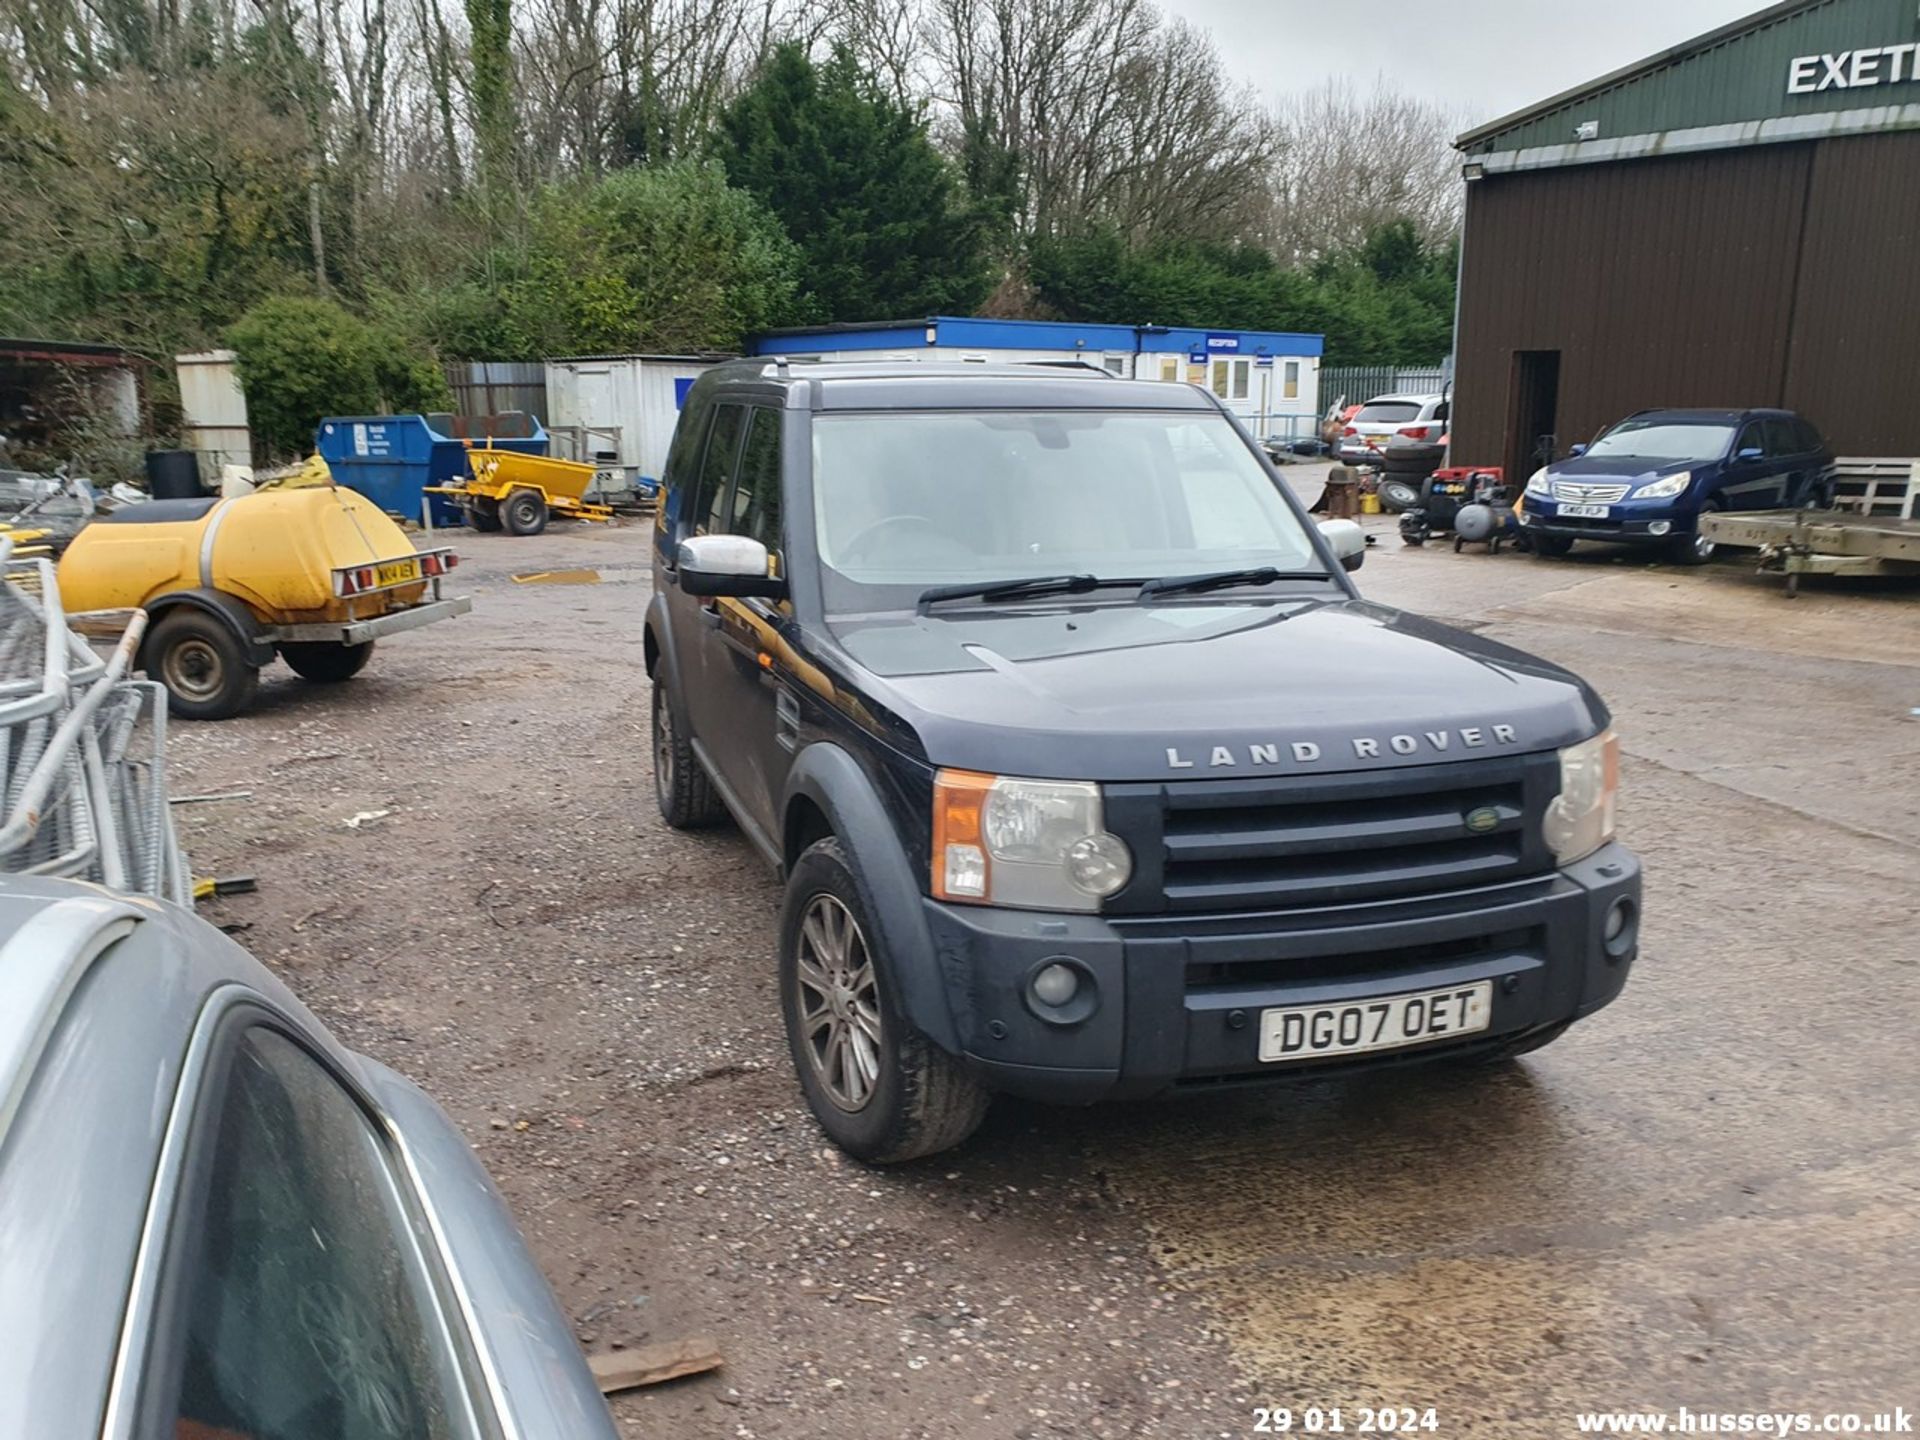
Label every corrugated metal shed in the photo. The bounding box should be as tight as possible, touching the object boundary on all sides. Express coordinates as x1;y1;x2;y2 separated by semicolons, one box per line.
175;351;250;475
543;354;725;488
1461;0;1920;166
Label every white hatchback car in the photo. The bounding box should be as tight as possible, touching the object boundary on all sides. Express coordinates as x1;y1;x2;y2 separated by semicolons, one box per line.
1333;393;1449;465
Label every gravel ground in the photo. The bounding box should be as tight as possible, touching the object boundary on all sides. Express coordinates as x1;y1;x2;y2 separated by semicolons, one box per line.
168;506;1920;1439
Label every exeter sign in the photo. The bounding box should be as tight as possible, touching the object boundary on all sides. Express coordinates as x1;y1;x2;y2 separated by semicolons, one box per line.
1787;43;1920;94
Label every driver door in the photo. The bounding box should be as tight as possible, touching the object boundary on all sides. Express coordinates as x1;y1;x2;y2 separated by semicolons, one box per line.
663;402;748;777
701;405;790;845
1721;422;1776;511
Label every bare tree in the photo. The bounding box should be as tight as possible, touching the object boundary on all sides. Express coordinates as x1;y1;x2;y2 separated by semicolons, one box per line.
1265;78;1466;263
921;0;1272;243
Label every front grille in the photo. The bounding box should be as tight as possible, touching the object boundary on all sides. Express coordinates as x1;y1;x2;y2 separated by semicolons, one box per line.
1184;925;1540;991
1552;480;1630;503
1103;756;1558;916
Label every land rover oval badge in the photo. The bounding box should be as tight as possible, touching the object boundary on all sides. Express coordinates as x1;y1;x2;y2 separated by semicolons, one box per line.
1465;806;1501;834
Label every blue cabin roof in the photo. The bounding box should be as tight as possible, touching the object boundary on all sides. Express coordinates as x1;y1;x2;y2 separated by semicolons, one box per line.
750;316;1324;359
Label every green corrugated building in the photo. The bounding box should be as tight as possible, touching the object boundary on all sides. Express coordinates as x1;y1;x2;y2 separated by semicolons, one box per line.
1451;0;1920;478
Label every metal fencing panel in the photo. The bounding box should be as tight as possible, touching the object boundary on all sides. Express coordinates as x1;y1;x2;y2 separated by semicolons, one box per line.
1320;367;1449;409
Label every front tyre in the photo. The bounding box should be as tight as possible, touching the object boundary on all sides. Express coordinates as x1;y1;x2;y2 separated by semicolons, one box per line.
780;838;989;1163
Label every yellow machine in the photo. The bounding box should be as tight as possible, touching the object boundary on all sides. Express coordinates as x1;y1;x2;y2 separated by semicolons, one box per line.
427;446;614;535
59;482;471;719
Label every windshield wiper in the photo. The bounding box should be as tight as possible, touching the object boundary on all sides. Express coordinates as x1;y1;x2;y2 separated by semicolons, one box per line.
917;573;1119;611
1136;566;1329;600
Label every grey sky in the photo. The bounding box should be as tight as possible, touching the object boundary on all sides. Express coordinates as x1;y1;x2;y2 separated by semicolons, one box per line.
1176;0;1764;126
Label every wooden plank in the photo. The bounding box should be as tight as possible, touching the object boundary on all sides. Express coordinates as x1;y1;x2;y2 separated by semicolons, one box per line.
587;1337;723;1394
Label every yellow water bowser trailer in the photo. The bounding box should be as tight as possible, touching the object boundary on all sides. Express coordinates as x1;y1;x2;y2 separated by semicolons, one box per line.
58;483;471;719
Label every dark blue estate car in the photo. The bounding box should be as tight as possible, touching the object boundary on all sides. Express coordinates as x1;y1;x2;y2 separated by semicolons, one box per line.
1521;408;1835;564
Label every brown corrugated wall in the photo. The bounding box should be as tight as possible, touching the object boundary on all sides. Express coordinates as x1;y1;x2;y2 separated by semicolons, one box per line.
1784;132;1920;454
1452;134;1920;475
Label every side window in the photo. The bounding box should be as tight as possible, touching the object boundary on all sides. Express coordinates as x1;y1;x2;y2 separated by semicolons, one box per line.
1283;360;1300;400
1433;400;1451;423
1797;418;1825;454
1736;422;1766;458
731;408;783;553
660;393;710;535
1158;356;1181;384
1230;360;1250;401
145;1026;479;1440
694;404;748;536
1761;418;1798;458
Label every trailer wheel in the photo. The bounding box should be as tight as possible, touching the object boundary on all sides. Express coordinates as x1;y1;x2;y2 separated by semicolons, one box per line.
470;498;503;532
145;610;259;720
502;488;548;536
281;640;375;683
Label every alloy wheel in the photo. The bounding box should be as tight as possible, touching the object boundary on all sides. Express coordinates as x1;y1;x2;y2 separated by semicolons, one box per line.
794;893;883;1111
653;688;674;795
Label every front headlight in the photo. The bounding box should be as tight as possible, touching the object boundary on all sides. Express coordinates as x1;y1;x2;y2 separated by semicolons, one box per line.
1526;467;1552;497
1636;469;1692;499
1543;729;1620;865
932;770;1133;911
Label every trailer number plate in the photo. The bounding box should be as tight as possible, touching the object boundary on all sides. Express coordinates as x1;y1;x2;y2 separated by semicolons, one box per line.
374;558;424;587
1258;981;1493;1063
1560;502;1610;519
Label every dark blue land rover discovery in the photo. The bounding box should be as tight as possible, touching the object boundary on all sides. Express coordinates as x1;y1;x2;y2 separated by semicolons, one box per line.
1521;408;1834;564
646;360;1642;1162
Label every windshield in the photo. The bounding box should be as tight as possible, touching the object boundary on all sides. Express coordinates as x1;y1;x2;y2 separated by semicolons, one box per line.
1586;418;1735;461
810;410;1324;614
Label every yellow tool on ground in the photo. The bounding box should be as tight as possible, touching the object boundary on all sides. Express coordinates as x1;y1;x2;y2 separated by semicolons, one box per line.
59;480;472;719
426;445;614;536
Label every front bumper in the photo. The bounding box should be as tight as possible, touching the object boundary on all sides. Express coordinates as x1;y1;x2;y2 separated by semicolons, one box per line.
1521;497;1694;544
920;842;1641;1103
269;595;474;645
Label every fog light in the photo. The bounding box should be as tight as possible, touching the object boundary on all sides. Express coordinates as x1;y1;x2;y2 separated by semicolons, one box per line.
1603;898;1638;959
1024;958;1098;1025
1031;962;1079;1007
1648;520;1672;536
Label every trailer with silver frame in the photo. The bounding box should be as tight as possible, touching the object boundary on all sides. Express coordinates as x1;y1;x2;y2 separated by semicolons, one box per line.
1701;456;1920;593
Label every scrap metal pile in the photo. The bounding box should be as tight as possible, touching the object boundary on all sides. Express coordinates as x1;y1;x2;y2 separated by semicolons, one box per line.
0;537;190;902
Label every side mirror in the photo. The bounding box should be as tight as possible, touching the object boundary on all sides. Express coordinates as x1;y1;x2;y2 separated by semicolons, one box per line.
1568;442;1589;457
676;535;787;598
1317;518;1366;573
1736;445;1764;464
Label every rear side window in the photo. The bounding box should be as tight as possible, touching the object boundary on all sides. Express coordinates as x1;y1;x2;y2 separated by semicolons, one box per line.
141;1026;482;1440
1761;418;1799;458
693;405;748;536
660;393;711;533
731;408;783;553
1794;418;1824;454
1355;401;1420;423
